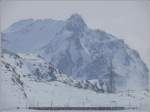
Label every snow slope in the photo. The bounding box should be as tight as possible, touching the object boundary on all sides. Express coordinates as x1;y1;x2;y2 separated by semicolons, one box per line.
0;49;149;111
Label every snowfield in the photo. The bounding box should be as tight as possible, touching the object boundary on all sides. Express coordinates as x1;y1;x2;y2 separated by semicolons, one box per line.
18;81;150;107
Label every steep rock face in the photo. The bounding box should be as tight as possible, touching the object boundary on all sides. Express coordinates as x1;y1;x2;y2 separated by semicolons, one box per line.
65;14;87;32
2;14;149;92
38;15;149;92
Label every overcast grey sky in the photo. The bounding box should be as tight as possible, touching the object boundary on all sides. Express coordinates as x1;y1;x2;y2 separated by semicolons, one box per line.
1;0;150;70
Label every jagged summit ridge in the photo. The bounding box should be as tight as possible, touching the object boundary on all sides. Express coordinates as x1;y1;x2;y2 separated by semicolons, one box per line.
65;14;87;32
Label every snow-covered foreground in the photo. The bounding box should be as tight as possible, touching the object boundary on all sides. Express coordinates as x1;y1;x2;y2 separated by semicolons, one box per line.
1;78;149;110
0;50;149;112
21;81;150;107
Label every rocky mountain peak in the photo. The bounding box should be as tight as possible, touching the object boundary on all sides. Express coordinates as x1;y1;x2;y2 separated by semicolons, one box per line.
65;13;87;32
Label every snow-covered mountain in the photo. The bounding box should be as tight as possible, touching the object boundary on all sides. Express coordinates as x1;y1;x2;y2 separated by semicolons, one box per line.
0;49;149;109
2;19;64;53
2;14;149;93
1;49;107;95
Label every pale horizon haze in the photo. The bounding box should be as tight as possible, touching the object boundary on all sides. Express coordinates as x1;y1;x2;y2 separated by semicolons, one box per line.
1;0;150;71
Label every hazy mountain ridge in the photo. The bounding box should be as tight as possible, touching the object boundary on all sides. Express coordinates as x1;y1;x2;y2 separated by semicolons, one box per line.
2;18;64;52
